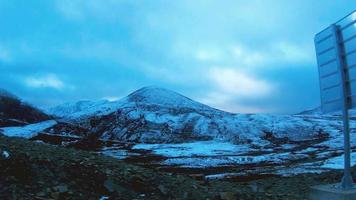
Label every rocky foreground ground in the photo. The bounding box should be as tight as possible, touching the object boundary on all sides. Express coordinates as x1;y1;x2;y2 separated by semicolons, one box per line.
0;135;354;200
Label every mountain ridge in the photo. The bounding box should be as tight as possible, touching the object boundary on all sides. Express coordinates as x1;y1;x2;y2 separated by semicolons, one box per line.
0;88;52;127
42;86;322;144
1;86;333;145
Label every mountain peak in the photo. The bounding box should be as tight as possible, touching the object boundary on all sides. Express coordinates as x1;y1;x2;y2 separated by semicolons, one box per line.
126;86;209;110
128;86;181;98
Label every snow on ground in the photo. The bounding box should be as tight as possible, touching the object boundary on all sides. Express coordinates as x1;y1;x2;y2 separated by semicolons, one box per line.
132;141;252;157
100;146;140;159
162;152;308;168
205;173;245;180
274;163;326;177
1;150;10;159
46;100;127;119
131;141;316;168
321;152;356;169
0;120;57;138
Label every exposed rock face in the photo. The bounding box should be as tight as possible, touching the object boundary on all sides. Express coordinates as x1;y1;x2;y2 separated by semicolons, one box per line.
68;87;230;143
0;89;51;127
1;87;326;144
47;87;322;144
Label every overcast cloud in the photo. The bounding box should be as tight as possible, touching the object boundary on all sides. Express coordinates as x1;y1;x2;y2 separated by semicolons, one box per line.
0;0;354;113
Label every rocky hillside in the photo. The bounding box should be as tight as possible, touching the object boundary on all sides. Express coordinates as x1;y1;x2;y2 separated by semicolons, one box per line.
0;89;51;127
45;87;324;144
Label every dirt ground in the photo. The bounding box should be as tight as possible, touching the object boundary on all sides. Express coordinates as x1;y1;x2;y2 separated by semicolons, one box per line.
0;135;352;200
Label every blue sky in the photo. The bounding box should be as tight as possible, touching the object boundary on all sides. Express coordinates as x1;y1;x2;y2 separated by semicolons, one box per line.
0;0;354;114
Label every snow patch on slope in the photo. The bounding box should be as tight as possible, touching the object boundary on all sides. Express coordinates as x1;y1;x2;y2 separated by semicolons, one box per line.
0;120;57;138
46;100;127;119
133;141;251;157
321;152;356;169
162;151;308;168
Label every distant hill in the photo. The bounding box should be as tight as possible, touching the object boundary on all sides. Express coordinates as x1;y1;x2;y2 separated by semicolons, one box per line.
0;89;52;127
0;86;337;145
46;86;322;144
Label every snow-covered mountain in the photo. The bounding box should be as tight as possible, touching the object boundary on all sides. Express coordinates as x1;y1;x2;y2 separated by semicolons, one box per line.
1;86;354;179
43;86;329;144
46;87;223;119
45;99;116;118
1;86;348;147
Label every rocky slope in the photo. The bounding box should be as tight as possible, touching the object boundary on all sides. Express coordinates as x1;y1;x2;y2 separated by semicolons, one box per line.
0;86;346;148
0;135;211;199
45;87;325;144
0;89;52;127
0;134;355;200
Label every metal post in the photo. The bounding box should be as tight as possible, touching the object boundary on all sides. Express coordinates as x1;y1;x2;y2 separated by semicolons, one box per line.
331;24;354;189
341;105;353;189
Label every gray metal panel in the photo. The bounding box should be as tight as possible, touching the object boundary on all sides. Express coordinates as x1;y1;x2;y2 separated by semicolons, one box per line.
315;36;334;54
320;72;340;89
322;99;343;113
335;11;356;29
315;29;343;112
315;26;333;43
315;11;356;113
344;37;356;54
346;51;356;68
341;22;356;42
350;79;356;96
351;96;356;108
321;85;342;102
319;60;338;77
348;66;356;82
317;48;336;65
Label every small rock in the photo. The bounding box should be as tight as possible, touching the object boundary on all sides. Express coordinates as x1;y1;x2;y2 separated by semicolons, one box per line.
220;192;236;200
104;179;123;193
54;185;68;193
51;192;60;200
1;150;10;159
265;193;273;197
45;188;52;193
158;185;168;195
36;192;46;197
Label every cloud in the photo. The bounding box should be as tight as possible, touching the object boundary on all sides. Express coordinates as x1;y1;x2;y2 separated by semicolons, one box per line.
0;0;351;113
275;42;313;63
230;45;266;67
192;42;312;72
0;46;11;63
197;67;275;113
195;48;222;62
199;92;272;113
55;0;135;22
55;0;85;21
24;74;65;90
208;67;273;97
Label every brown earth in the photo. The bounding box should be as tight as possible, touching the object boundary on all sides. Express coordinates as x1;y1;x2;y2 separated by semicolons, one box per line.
0;135;353;200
